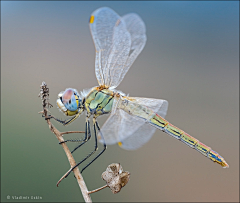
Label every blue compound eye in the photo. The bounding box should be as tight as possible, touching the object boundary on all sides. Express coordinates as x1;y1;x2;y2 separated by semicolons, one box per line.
62;89;78;111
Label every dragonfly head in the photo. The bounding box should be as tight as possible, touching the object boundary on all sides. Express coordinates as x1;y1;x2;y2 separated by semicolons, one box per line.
56;88;82;116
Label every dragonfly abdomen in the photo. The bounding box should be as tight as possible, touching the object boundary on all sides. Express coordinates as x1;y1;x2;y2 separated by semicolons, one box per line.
118;98;228;168
149;114;229;168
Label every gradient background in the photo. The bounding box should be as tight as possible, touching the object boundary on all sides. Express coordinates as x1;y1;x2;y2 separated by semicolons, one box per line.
1;1;239;202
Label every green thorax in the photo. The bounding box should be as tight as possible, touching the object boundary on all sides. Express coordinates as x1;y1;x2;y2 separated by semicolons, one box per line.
84;87;114;117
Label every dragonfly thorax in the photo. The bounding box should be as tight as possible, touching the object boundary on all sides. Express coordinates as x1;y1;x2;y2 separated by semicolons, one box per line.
84;87;115;117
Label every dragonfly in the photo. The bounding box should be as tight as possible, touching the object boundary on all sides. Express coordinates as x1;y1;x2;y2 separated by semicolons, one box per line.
51;7;229;178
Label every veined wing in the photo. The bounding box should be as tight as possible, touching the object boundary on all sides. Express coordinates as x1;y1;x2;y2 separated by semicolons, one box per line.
99;97;168;150
114;13;147;88
89;7;146;88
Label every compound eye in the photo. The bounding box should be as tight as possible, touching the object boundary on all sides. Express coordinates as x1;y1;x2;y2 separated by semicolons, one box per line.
62;89;73;103
62;89;78;111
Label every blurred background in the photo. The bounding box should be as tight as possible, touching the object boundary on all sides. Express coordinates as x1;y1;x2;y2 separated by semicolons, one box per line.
1;1;239;202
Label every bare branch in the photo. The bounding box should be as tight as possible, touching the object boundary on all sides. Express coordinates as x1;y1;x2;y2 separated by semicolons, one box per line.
88;185;108;194
39;82;92;203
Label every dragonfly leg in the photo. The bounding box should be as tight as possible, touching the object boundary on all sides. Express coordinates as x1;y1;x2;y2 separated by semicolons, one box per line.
49;114;79;126
47;108;83;126
70;118;91;153
80;119;106;174
44;110;84;144
64;117;106;178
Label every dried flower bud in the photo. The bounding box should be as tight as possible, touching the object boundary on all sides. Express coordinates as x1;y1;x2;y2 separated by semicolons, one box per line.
102;163;130;194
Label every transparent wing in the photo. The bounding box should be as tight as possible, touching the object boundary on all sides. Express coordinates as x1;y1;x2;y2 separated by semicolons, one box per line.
131;97;168;119
116;14;147;87
90;7;146;88
89;7;131;87
99;97;168;150
118;116;156;150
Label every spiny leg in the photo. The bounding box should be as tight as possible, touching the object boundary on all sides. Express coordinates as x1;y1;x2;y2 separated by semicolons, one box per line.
80;119;106;173
49;111;81;126
70;118;91;154
45;110;85;144
58;117;90;145
64;117;106;178
51;116;76;126
64;119;98;178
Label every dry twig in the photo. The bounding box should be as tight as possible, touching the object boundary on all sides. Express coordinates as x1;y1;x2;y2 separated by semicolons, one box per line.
88;185;108;194
38;81;92;203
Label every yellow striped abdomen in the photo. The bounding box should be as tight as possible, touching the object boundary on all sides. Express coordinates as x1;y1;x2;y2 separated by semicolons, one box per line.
120;98;229;168
150;114;228;168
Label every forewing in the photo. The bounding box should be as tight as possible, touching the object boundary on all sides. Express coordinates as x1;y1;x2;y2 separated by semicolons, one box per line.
90;8;146;88
99;97;168;150
105;18;131;87
90;7;131;87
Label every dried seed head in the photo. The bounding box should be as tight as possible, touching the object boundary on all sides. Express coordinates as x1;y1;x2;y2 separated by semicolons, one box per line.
102;163;130;194
39;81;53;109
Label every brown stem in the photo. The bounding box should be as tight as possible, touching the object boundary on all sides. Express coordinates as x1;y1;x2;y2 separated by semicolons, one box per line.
88;185;108;194
56;168;73;187
39;82;92;203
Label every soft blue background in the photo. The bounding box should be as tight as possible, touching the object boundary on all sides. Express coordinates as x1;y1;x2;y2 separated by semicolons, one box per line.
1;1;239;202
